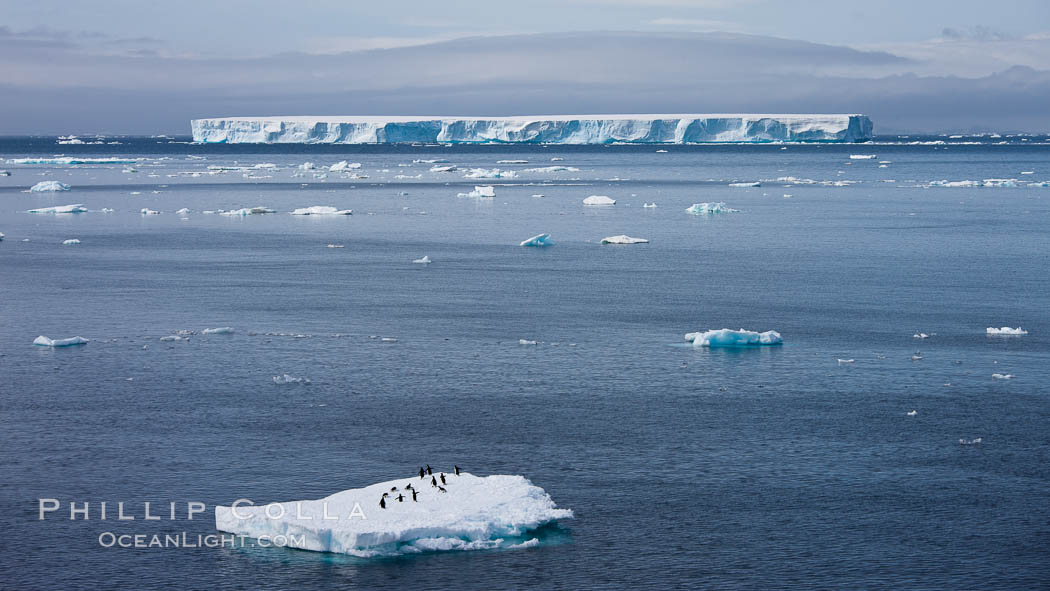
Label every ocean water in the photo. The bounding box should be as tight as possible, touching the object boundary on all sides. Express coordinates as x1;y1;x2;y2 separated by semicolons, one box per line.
1;136;1048;589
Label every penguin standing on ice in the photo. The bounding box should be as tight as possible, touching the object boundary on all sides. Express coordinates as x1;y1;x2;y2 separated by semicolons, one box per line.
380;497;386;509
431;475;438;487
396;494;405;503
419;467;425;479
426;465;432;475
440;473;446;485
405;483;414;491
454;465;461;476
411;489;419;502
438;486;447;493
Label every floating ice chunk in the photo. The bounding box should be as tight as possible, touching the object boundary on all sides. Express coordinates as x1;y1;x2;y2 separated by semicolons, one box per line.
140;208;161;215
253;163;278;169
27;204;87;214
298;162;316;171
458;185;495;198
202;327;235;334
992;373;1015;380
600;235;648;244
464;168;517;179
837;358;855;364
413;159;448;164
29;181;72;192
508;538;540;549
159;335;188;342
1020;171;1034;175
175;208;191;215
519;339;538;345
329;161;362;172
497;159;528;164
34;335;88;347
685;202;739;215
0;170;10;176
531;194;544;198
430;165;458;173
849;154;877;159
381;337;398;343
327;244;345;248
413;256;432;264
214;473;572;558
986;327;1027;335
550;157;564;161
959;437;982;445
520;233;554;247
913;332;930;339
0;232;4;241
643;202;657;208
9;157;139;165
220;207;275;216
728;182;760;187
291;206;353;215
62;239;81;245
686;329;783;348
656;149;669;153
906;410;918;416
273;374;311;385
123;167;138;173
583;195;615;206
522;166;580;173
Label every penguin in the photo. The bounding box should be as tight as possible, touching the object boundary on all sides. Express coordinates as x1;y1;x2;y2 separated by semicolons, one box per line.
396;494;405;503
380;497;386;509
438;486;447;493
382;492;390;497
440;473;446;485
419;467;425;479
454;465;460;476
411;490;419;502
405;483;414;491
390;486;398;492
426;465;432;475
431;476;437;487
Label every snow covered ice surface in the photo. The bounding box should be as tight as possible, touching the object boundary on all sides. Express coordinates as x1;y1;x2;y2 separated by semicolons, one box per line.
685;329;783;348
191;114;873;144
520;233;554;247
987;327;1027;335
583;195;616;206
201;327;235;335
600;235;648;244
728;182;760;187
290;206;353;215
685;202;740;215
26;204;87;214
464;168;517;179
214;473;572;558
458;186;496;198
33;335;89;347
29;181;71;192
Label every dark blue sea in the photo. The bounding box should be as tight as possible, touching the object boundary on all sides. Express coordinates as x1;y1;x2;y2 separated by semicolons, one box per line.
1;136;1048;589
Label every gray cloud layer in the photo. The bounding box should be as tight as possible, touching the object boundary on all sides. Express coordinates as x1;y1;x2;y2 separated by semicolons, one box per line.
1;31;1047;134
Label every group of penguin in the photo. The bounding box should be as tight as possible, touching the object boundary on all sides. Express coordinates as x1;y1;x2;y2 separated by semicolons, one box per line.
379;464;462;509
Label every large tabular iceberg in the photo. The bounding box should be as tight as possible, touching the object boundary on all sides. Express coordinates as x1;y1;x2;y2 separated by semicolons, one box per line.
686;328;783;347
214;473;572;557
191;114;873;144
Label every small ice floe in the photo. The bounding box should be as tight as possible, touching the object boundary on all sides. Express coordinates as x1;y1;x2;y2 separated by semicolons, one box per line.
583;195;616;206
531;194;544;198
643;202;657;208
326;244;345;248
497;159;528;164
329;161;361;172
381;337;398;343
175;208;191;215
728;182;760;187
911;352;923;361
849;154;877;159
906;410;918;416
298;162;316;171
430;165;458;173
656;149;669;153
101;208;114;213
992;373;1015;380
1020;171;1034;175
140;208;161;215
34;335;88;347
29;181;71;192
0;170;10;176
413;255;432;264
27;204;87;214
220;207;275;216
290;206;353;215
62;239;81;245
685;202;739;215
837;358;855;364
159;335;188;342
458;185;495;198
685;329;782;348
600;235;648;245
0;232;4;241
783;194;792;198
522;166;579;173
273;374;311;385
413;158;448;164
201;327;234;335
519;339;538;345
959;437;982;445
464;168;516;179
520;233;554;247
986;326;1027;336
913;332;930;339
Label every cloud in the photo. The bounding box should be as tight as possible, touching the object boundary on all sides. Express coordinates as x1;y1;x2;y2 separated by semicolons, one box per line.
940;25;1013;42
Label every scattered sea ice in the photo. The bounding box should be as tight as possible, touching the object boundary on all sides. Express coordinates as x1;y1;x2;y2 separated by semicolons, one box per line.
600;235;647;244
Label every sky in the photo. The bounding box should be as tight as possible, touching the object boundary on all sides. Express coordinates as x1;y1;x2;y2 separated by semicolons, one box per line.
1;0;1049;133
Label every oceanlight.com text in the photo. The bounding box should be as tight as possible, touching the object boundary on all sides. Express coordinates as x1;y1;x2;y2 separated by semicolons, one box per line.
97;532;305;549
